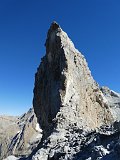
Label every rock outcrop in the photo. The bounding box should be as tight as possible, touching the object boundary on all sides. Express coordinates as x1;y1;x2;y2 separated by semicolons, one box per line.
33;22;113;136
32;22;116;159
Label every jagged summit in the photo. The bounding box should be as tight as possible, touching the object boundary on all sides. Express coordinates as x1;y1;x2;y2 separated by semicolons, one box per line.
45;21;77;57
33;23;113;138
31;23;120;160
49;21;60;30
2;23;120;160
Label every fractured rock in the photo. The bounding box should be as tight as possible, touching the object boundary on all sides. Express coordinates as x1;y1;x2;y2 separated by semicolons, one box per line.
33;22;114;137
32;22;116;159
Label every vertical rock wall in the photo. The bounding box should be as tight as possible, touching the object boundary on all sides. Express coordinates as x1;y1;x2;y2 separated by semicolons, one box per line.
33;22;113;137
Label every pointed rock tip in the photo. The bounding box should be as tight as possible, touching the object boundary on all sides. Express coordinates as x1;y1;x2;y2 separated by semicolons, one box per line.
45;21;61;48
50;21;60;31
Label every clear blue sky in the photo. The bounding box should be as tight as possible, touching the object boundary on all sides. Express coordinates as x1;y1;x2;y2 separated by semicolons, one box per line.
0;0;120;115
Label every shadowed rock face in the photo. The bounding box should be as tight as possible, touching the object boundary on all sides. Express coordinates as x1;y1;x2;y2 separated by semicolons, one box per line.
33;22;113;138
33;22;68;136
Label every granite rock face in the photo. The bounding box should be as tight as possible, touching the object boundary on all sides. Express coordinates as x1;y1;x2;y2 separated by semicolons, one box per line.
33;22;113;137
32;22;118;160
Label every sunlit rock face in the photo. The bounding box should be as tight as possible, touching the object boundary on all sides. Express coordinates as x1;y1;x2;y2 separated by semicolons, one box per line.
33;22;113;138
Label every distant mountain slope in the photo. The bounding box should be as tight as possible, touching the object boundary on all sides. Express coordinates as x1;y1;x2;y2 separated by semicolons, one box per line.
0;108;42;160
101;86;120;121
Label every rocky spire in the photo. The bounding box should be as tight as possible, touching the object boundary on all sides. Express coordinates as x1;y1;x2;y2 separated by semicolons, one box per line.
33;22;113;137
2;22;120;160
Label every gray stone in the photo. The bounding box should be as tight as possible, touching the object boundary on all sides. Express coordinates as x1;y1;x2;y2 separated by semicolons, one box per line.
32;22;116;160
33;22;113;138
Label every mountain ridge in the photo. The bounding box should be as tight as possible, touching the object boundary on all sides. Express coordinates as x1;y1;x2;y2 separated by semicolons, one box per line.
1;22;120;160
